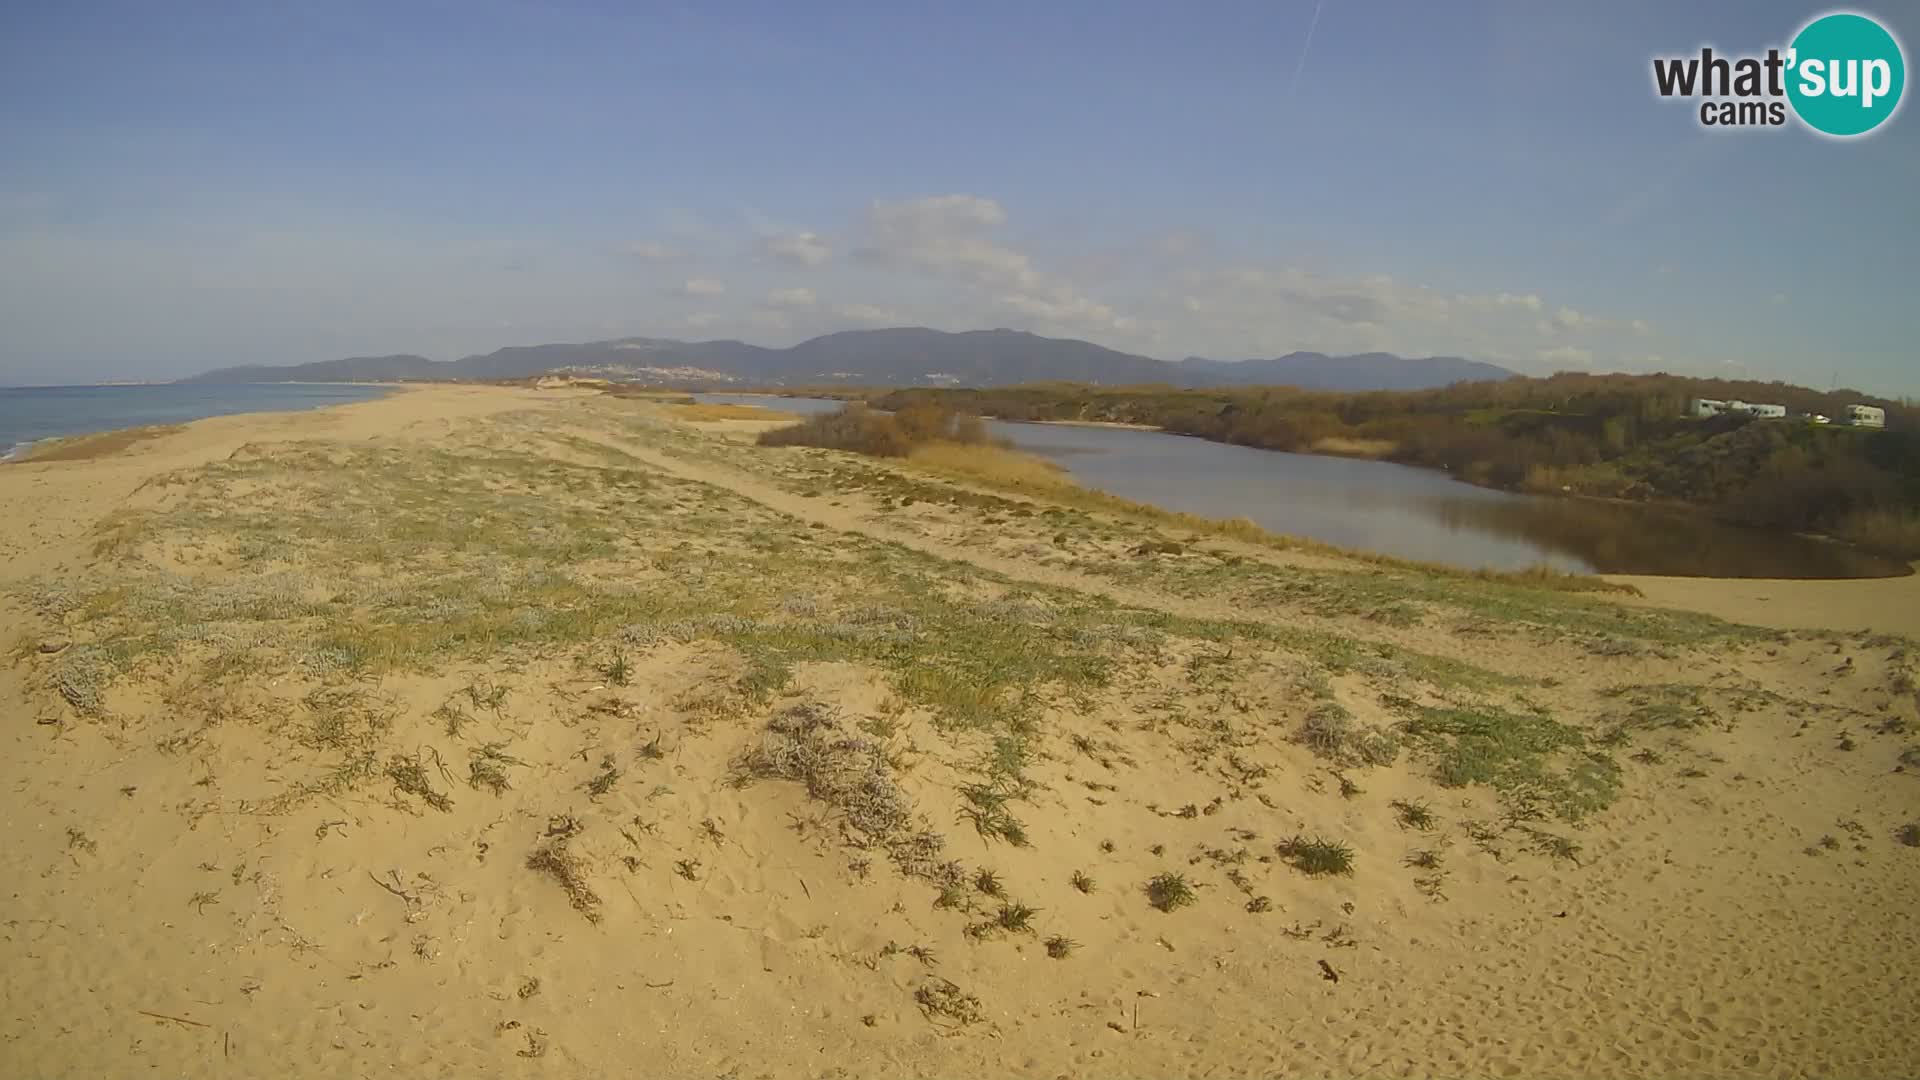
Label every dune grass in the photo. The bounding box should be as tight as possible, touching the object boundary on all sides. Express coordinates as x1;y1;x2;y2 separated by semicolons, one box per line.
1401;705;1622;822
17;405;1654;962
32;420;1427;823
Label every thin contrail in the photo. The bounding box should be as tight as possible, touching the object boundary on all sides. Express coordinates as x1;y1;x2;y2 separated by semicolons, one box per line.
1287;0;1328;99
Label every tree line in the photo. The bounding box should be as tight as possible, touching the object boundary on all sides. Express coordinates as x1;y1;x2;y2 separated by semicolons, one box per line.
860;374;1920;558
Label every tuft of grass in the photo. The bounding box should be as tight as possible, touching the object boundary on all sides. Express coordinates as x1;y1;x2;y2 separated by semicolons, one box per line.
463;676;510;715
1145;871;1197;912
914;979;985;1026
1245;895;1273;913
1404;849;1444;871
958;780;1029;846
973;868;1004;897
994;901;1038;934
1297;703;1354;760
1277;835;1355;877
1391;798;1437;831
387;752;453;812
1525;829;1582;865
1069;870;1096;894
585;754;622;798
526;841;600;922
468;742;521;794
736;703;953;881
1044;935;1077;959
601;651;632;687
434;700;472;738
1296;703;1398;767
1896;823;1920;848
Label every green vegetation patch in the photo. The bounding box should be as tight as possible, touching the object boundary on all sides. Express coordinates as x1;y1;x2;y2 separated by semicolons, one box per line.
1401;705;1621;822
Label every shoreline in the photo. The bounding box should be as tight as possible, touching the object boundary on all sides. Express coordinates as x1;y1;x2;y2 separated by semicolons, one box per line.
0;383;405;465
9;382;1917;633
2;385;1914;1079
956;410;1912;578
1603;565;1920;637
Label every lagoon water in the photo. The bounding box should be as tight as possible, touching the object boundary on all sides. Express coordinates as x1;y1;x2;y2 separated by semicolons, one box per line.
699;394;1908;579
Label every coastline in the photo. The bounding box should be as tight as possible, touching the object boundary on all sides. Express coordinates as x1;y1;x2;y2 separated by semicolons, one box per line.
2;384;1916;1079
0;382;402;465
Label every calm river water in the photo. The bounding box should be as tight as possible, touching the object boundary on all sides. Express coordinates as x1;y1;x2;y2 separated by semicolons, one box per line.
697;394;1908;579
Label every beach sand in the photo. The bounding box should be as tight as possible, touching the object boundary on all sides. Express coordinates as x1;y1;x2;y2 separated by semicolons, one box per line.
2;384;1916;1079
1607;570;1920;640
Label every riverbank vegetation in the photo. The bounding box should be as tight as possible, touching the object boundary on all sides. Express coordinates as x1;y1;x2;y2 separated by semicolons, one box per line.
752;402;1637;592
757;401;996;457
864;375;1920;558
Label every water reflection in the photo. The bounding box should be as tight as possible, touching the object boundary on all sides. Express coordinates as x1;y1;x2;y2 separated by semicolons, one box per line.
694;395;1909;579
1426;497;1902;578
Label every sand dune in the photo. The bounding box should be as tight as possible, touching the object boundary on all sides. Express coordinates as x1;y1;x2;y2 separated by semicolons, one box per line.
2;385;1916;1079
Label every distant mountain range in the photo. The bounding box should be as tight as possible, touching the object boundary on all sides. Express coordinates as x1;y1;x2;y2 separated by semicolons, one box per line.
181;327;1516;391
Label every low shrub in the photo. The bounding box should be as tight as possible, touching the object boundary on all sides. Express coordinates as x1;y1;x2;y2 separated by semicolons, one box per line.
757;403;996;459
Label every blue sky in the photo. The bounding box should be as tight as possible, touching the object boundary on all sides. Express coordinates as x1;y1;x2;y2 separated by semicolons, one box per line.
1;0;1914;392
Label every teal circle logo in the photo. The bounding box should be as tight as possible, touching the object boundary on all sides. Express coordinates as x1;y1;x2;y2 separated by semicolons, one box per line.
1787;12;1905;137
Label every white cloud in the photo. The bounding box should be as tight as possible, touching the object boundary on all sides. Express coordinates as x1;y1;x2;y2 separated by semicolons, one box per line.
835;302;903;325
619;241;682;261
854;194;1137;336
1630;319;1651;335
859;194;1038;288
765;286;816;309
1538;345;1592;367
684;312;719;329
999;289;1115;325
762;230;833;267
680;277;725;297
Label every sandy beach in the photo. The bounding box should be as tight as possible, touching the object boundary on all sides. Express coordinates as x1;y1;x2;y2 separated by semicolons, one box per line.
3;384;1917;1079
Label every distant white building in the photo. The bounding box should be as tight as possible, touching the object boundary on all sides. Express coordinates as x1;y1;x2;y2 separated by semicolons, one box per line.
1689;398;1785;420
1845;404;1886;428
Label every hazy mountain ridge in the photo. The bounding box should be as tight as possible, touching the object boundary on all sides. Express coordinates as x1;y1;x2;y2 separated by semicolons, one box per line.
182;328;1517;391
